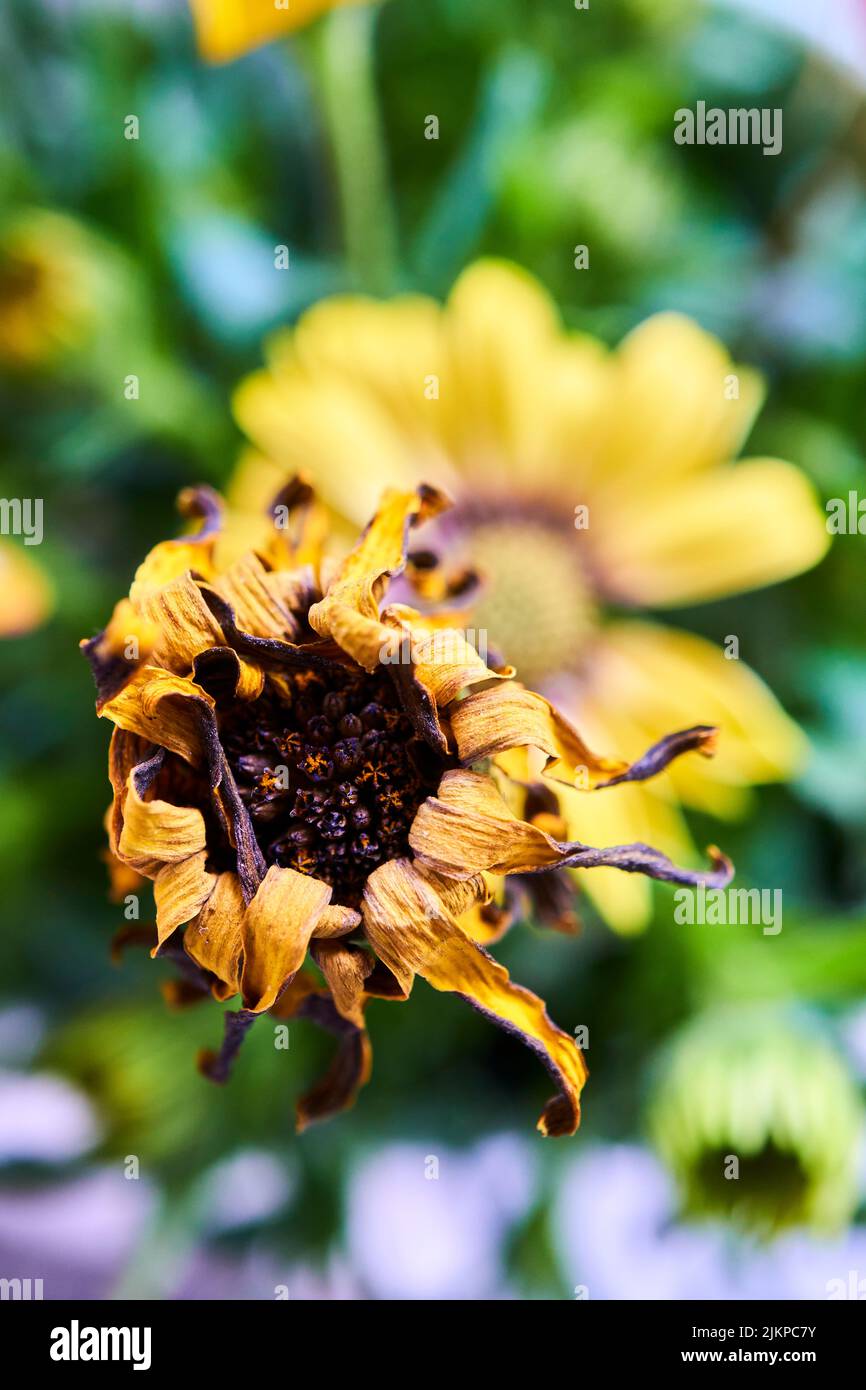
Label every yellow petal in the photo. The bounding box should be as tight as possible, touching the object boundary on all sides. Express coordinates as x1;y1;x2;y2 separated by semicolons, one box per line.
311;940;373;1028
580;622;807;813
153;850;217;948
444;260;567;484
189;0;367;64
598;312;766;492
100;667;216;767
210;551;302;641
361;858;588;1136
450;682;717;790
308;485;449;670
184;872;246;999
0;539;53;636
409;768;732;889
117;766;207;872
240;865;332;1012
597;458;830;606
136;573;225;673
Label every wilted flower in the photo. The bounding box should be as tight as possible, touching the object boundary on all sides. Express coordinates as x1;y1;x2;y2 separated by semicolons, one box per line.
83;481;732;1133
648;1012;863;1235
233;260;829;931
188;0;369;63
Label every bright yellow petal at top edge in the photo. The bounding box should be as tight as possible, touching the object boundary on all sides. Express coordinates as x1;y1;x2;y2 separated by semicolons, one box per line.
189;0;371;64
0;540;53;636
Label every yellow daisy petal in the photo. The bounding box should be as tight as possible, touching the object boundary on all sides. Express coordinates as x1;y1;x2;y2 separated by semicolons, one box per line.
597;458;830;606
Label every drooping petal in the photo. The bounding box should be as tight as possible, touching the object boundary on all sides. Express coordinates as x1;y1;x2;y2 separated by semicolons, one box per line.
308;486;449;670
268;973;374;1129
127;485;222;605
576;621;807;814
184;872;246;999
100;666;218;767
311;940;374;1028
409;769;733;888
198;1008;257;1083
117;765;207;874
153;851;217;948
449;681;718;789
240;865;333;1013
362;858;588;1136
81;599;159;706
135;573;225;674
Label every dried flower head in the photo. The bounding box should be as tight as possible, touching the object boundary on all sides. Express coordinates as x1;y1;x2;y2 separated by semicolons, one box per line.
83;482;732;1134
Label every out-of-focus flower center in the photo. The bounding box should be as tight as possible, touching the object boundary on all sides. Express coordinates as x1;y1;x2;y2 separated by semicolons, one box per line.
221;666;446;907
692;1142;810;1232
449;502;596;688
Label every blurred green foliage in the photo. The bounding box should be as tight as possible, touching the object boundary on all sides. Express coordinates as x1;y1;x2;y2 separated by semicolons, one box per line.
1;0;865;1297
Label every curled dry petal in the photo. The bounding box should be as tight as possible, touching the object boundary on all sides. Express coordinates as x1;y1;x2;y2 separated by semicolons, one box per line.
362;858;588;1136
308;485;450;670
450;681;719;788
410;769;733;888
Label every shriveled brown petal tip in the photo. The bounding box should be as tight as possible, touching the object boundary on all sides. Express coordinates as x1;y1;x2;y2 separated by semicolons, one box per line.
362;858;587;1136
198;1007;257;1085
450;684;720;791
593;725;719;788
81;599;159;708
410;768;734;890
177;483;224;538
268;975;374;1130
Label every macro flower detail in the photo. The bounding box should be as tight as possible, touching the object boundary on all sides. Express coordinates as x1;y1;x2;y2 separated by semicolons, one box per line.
188;0;369;63
83;482;733;1135
232;259;830;932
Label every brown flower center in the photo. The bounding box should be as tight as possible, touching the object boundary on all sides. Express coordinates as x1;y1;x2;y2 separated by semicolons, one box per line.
221;666;446;907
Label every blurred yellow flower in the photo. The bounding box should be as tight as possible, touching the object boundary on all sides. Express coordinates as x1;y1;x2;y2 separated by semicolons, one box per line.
189;0;370;63
232;260;831;932
0;539;52;636
0;211;99;369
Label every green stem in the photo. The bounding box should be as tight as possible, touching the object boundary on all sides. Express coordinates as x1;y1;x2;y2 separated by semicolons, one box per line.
314;4;398;294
